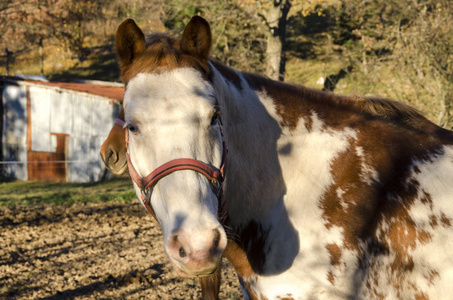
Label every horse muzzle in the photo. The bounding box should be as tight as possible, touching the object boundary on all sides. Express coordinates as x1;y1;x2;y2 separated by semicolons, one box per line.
166;227;227;278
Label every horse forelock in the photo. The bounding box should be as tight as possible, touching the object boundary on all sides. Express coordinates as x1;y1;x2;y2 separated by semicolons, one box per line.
121;32;212;85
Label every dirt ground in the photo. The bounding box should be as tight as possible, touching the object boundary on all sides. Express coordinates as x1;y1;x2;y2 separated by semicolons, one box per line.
0;202;243;299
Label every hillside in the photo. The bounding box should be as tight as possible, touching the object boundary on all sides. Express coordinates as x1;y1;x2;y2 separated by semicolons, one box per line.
1;0;452;128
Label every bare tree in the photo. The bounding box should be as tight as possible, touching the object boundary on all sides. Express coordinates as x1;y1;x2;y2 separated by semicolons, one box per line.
0;0;103;64
334;0;453;128
164;0;266;73
247;0;341;81
254;0;292;81
398;0;453;128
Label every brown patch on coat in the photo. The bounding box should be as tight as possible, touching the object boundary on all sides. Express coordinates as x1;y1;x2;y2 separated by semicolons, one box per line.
415;292;429;300
315;95;451;296
280;294;295;300
223;240;255;279
326;243;342;267
429;214;438;228
424;269;440;286
420;192;434;208
319;110;448;242
223;240;259;300
320;140;379;252
440;213;452;227
327;271;335;285
387;218;430;272
427;211;452;229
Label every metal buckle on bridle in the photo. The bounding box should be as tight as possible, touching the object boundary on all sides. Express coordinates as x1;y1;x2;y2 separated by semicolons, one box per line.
211;179;222;198
141;187;150;204
139;186;158;220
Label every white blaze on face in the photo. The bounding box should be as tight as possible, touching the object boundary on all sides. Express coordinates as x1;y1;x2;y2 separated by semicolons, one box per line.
123;68;226;276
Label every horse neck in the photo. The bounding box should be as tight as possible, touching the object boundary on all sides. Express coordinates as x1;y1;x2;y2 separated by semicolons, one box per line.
210;62;287;226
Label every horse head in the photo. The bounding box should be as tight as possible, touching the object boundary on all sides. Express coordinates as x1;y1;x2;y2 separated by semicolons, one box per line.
116;16;227;278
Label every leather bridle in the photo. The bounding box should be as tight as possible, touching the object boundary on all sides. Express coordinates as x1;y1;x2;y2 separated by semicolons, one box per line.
121;117;228;224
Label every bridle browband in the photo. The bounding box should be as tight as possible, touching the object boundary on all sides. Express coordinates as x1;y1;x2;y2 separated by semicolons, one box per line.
121;117;228;224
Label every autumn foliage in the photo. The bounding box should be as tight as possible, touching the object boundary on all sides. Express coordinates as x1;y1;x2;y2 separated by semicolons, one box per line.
1;0;452;128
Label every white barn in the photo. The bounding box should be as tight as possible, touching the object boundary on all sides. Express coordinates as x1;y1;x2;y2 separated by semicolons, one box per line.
0;76;123;182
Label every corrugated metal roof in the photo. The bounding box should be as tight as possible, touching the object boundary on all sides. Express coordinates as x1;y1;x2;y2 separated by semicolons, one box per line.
0;76;124;102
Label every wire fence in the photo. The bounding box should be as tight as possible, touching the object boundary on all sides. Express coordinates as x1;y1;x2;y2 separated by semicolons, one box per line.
0;160;101;164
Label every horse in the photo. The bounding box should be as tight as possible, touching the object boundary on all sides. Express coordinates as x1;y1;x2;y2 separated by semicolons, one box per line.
114;15;453;299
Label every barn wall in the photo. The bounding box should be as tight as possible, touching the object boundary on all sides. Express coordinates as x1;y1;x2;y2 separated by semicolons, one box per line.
1;80;121;182
30;87;52;152
27;86;119;183
67;93;118;182
1;84;28;180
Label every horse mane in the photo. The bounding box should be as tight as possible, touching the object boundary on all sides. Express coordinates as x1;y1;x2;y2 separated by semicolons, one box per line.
233;69;430;128
144;33;180;68
336;94;425;124
343;97;425;122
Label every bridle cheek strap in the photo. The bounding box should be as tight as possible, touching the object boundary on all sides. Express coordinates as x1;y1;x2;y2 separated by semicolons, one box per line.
125;129;228;224
115;118;126;126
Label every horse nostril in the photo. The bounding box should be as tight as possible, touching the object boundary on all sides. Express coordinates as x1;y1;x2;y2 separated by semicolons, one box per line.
106;147;118;164
179;246;187;258
213;229;221;248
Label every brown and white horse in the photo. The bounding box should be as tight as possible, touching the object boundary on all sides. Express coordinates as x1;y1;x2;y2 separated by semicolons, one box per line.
114;16;453;299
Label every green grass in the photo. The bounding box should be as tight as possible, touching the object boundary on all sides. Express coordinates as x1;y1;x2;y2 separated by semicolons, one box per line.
0;176;136;206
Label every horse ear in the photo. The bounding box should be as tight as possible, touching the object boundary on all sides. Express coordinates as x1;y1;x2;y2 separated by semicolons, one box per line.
116;19;145;70
180;16;212;60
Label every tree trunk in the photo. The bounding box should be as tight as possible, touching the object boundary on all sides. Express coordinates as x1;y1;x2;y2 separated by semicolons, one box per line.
264;0;291;81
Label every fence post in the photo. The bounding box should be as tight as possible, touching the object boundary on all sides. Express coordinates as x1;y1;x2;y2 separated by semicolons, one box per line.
4;48;13;76
39;38;44;76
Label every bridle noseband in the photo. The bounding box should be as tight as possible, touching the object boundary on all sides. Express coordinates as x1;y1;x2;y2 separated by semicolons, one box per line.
122;118;228;224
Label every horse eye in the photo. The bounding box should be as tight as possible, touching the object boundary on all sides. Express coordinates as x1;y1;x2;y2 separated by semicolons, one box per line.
210;111;221;125
127;124;139;134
